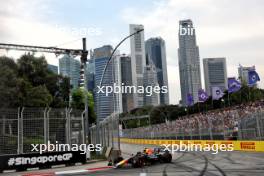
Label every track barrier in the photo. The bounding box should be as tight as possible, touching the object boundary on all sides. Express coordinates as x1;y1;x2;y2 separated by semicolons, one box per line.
120;138;264;152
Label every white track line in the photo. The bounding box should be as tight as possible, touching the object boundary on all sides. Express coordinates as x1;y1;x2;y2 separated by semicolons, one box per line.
55;169;88;175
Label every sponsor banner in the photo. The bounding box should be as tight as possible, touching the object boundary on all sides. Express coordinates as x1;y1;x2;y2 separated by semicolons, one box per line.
0;151;86;172
120;138;264;152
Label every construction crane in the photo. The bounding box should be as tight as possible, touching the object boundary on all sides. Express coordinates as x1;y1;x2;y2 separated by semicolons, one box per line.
0;40;90;143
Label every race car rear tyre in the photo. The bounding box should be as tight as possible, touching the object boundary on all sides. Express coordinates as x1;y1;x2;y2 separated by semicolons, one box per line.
162;152;172;163
132;157;145;168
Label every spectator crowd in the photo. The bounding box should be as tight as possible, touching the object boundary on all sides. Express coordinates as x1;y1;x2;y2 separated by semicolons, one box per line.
123;100;264;139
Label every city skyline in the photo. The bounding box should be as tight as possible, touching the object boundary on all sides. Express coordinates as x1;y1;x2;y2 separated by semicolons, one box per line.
1;0;264;104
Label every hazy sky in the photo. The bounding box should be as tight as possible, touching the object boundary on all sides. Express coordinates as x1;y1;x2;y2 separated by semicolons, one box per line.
1;0;264;104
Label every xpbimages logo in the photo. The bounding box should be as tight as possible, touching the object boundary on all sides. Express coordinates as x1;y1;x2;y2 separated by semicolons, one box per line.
97;83;168;96
31;141;102;154
161;141;234;155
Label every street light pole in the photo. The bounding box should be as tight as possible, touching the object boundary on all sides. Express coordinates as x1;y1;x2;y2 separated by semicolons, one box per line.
96;29;144;150
80;38;89;143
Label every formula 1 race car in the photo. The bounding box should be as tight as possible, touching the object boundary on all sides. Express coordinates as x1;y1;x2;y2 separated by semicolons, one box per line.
114;148;172;168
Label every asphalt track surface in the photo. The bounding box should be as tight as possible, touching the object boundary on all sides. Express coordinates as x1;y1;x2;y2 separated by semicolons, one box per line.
60;143;264;176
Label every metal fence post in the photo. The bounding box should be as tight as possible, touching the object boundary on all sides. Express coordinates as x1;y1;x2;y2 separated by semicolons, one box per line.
65;108;72;145
104;122;107;147
100;124;102;147
47;108;51;144
105;120;109;147
90;127;93;144
101;124;105;147
104;123;107;148
44;107;50;145
17;107;21;154
81;110;85;144
21;107;24;154
65;108;68;144
90;127;93;145
69;108;73;145
93;127;95;144
117;115;120;150
111;115;114;148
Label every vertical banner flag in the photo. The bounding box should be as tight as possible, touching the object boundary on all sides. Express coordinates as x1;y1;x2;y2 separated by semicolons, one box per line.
248;70;260;86
187;93;194;106
212;86;225;100
198;89;209;102
228;77;241;93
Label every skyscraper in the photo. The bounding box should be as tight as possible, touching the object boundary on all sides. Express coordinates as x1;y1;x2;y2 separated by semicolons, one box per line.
120;55;134;112
93;45;122;120
145;37;169;105
143;64;160;106
59;54;80;89
203;58;228;95
178;19;202;106
129;24;146;108
86;58;95;92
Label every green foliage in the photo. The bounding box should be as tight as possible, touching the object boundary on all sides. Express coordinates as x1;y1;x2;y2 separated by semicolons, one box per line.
71;88;96;124
0;57;19;108
24;85;53;107
0;54;71;108
71;88;85;109
17;54;49;86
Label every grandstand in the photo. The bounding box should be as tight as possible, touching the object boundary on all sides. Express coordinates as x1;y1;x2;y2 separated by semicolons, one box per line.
123;100;264;140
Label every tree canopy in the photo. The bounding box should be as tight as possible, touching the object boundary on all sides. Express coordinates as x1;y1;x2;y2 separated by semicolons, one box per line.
0;54;70;108
71;88;96;124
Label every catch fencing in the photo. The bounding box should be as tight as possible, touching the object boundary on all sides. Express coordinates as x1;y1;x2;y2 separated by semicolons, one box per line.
90;113;120;150
0;107;85;155
121;112;264;141
91;111;264;151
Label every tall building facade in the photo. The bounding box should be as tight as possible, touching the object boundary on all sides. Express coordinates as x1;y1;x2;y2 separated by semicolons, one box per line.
145;37;169;105
93;45;122;120
203;58;227;95
86;59;95;92
143;65;160;106
178;19;202;106
59;54;80;89
238;65;255;84
129;24;146;108
120;55;134;112
113;54;123;114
